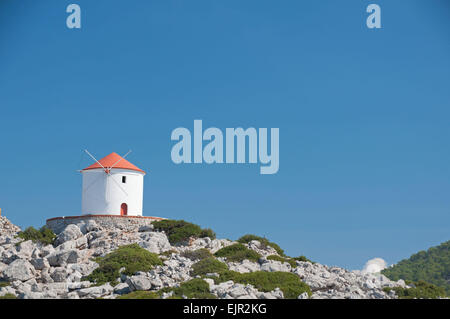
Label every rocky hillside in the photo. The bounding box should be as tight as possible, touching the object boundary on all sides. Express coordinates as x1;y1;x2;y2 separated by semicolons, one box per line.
0;216;409;299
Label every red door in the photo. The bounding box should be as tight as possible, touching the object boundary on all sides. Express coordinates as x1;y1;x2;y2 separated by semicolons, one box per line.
120;203;128;216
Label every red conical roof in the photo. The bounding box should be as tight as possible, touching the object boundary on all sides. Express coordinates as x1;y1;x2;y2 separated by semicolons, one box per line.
82;152;145;174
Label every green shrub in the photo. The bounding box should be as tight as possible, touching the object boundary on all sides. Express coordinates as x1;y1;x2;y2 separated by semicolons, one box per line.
0;294;17;299
83;244;163;286
182;248;213;261
190;257;228;277
171;278;216;299
17;226;56;245
152;220;216;245
384;280;446;299
200;228;216;239
215;270;311;299
117;291;160;299
214;244;262;263
237;234;285;257
292;256;313;263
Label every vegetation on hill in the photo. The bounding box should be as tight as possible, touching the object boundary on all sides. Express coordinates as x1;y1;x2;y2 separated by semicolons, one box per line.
118;279;216;299
238;234;285;256
152;220;216;245
190;257;228;277
292;256;313;263
117;291;160;299
267;255;298;268
214;243;261;263
214;270;312;299
0;294;17;299
169;278;216;299
237;234;313;264
83;244;163;286
181;248;213;261
381;240;450;294
383;280;447;299
17;226;56;246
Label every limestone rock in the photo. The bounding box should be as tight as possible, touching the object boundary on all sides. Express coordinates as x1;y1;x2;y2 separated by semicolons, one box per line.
55;225;83;246
260;259;291;272
2;259;36;282
228;259;260;273
138;232;171;254
138;225;153;232
114;282;131;295
77;283;113;298
16;240;34;260
127;275;152;291
46;249;80;267
31;258;50;271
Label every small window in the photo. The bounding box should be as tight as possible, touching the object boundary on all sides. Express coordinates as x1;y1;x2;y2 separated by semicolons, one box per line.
122;176;126;183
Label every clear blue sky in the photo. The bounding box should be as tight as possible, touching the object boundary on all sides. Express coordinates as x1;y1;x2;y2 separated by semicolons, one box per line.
0;0;449;270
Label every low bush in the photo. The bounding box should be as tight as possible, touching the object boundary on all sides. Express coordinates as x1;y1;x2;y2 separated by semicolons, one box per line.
190;257;228;277
383;280;446;299
237;234;285;257
152;220;216;245
117;291;160;299
214;244;261;263
0;294;16;299
171;278;216;299
292;256;313;263
182;248;213;261
17;226;56;246
200;228;216;239
83;244;163;286
215;270;311;299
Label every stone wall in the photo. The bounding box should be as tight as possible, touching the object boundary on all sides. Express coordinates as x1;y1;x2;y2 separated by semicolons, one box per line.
46;215;165;234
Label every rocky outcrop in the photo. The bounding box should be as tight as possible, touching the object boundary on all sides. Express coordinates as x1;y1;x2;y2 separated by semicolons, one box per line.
0;216;21;236
0;216;408;299
292;262;404;299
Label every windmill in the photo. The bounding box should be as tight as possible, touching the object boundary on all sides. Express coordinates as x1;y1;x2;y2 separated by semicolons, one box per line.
80;150;146;216
82;149;131;202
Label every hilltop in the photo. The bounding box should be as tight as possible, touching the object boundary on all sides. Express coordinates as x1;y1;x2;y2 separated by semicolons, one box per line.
0;216;439;299
382;240;450;295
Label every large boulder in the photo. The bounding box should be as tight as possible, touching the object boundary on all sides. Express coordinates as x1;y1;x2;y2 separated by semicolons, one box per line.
2;259;36;282
16;240;35;260
113;282;131;295
50;267;69;283
77;283;113;298
30;258;50;271
260;259;291;272
138;232;171;254
55;225;83;246
40;245;55;257
127;275;152;291
77;220;100;234
228;259;261;273
46;249;80;267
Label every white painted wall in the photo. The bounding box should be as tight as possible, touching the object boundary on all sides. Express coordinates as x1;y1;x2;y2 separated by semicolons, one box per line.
81;168;145;216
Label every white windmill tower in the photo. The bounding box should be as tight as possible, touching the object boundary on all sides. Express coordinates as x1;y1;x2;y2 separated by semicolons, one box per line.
81;150;146;216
